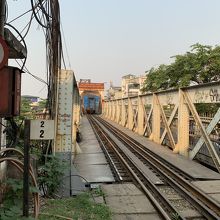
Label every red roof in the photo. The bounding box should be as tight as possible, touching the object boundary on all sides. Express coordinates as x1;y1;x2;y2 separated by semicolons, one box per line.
79;83;104;91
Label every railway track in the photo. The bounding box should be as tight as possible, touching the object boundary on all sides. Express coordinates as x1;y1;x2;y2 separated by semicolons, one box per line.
87;115;220;220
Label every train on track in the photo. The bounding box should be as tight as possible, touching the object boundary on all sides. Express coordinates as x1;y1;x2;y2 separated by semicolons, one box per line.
82;94;101;114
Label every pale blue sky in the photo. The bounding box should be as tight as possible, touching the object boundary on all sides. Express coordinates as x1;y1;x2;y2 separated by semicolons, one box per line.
7;0;220;97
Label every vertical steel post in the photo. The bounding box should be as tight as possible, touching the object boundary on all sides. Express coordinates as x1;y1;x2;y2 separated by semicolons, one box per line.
111;100;114;120
105;102;108;118
176;89;189;155
114;100;117;122
151;94;160;143
121;99;126;126
23;120;30;217
109;101;112;120
128;98;133;130
138;96;144;135
116;100;120;123
103;101;105;117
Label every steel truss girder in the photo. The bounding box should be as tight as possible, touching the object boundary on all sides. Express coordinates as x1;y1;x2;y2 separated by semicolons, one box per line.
103;81;220;172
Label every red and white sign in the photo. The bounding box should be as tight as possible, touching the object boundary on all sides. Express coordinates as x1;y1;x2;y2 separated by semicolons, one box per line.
0;37;9;70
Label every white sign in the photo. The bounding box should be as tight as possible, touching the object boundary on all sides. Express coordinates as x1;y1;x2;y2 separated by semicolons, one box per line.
30;120;55;140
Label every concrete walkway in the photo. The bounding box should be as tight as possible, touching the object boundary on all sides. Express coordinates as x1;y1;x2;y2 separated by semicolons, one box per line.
73;116;114;183
101;183;161;220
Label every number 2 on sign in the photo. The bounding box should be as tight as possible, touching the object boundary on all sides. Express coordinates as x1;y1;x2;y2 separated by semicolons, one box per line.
40;130;44;138
40;121;45;138
40;121;45;127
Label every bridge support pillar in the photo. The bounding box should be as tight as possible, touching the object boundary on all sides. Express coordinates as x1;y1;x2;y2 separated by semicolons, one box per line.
138;96;144;135
120;99;126;127
105;102;109;118
176;89;189;156
108;101;112;119
151;94;160;144
128;98;133;130
116;100;120;123
111;101;114;121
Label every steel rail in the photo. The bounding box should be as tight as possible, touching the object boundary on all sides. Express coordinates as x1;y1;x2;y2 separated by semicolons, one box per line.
101;117;195;181
96;116;220;219
88;115;185;220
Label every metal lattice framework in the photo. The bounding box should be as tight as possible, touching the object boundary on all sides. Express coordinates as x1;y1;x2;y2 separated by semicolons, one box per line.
103;81;220;172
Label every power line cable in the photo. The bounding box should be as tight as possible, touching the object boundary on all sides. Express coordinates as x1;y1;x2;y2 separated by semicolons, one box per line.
5;0;8;23
15;59;48;85
19;3;47;40
61;22;71;69
31;0;49;28
17;12;34;40
8;8;33;24
5;23;27;71
60;34;66;69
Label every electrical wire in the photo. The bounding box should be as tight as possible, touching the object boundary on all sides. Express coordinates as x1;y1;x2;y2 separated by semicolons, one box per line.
5;23;27;71
15;59;48;85
7;8;33;24
23;66;48;85
18;12;34;40
60;22;71;69
7;0;66;118
4;0;8;23
60;35;66;70
31;0;49;29
8;2;47;40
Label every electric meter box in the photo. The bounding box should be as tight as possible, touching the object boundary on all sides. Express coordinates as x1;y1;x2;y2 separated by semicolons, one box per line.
0;66;22;117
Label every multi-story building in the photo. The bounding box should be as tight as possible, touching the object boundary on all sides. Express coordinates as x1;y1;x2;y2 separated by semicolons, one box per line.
106;81;122;100
106;74;147;100
121;74;147;98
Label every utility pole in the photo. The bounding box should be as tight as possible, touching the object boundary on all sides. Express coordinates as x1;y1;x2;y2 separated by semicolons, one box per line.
50;0;61;152
50;0;61;119
0;0;6;149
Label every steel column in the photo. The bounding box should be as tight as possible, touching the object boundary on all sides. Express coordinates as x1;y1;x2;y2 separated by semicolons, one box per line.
127;98;133;130
151;94;160;143
137;96;144;135
116;100;120;123
121;99;126;127
176;90;189;156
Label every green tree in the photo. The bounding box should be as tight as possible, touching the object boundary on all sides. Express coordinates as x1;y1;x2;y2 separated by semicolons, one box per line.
142;43;220;92
20;97;32;114
38;99;47;112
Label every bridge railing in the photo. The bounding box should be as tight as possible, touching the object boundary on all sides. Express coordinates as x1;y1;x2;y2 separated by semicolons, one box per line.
103;81;220;172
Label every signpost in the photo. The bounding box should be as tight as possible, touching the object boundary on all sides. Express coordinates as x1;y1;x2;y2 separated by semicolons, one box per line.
23;119;54;217
23;120;30;217
30;120;55;140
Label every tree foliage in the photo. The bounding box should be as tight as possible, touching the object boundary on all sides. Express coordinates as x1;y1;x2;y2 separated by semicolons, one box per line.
142;43;220;92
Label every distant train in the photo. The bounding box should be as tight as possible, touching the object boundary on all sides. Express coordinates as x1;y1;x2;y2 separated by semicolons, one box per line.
82;94;101;114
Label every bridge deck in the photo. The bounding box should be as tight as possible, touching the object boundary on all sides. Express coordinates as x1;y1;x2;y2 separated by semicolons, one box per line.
103;117;220;180
73;116;115;183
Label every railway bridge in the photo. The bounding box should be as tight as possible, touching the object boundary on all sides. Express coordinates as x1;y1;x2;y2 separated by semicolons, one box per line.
1;77;220;219
74;81;220;219
103;81;220;172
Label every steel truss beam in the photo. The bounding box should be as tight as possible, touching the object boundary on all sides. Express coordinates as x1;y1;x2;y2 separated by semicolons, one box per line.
103;82;220;172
